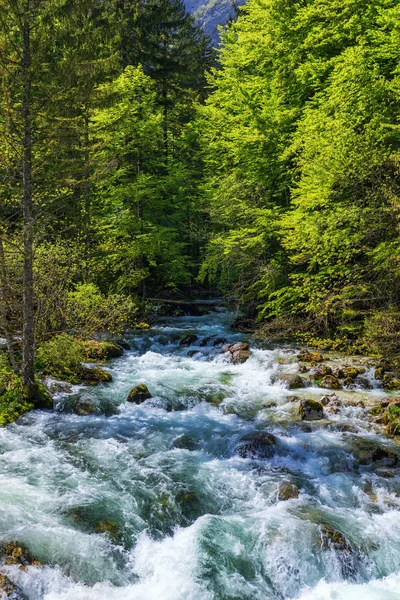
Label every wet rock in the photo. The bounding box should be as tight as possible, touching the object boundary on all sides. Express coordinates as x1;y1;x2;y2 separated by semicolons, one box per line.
320;525;352;553
229;342;250;353
3;542;41;569
327;423;359;433
72;397;98;416
298;365;309;373
286;395;300;403
319;525;357;577
229;342;252;364
384;377;400;391
115;339;131;350
375;468;397;478
299;399;324;421
199;335;215;347
45;380;73;395
298;349;324;363
320;393;338;406
179;335;198;347
81;367;113;384
0;574;18;598
237;432;277;459
263;401;277;408
187;350;200;358
96;521;120;540
332;367;345;379
126;384;152;404
213;337;227;347
172;435;198;450
374;367;385;380
343;367;365;380
320;375;341;390
279;374;305;389
82;340;124;361
278;483;299;501
371;447;399;466
310;364;332;379
231;350;252;364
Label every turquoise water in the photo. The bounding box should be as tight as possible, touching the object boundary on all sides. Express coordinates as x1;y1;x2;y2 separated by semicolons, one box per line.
1;310;400;599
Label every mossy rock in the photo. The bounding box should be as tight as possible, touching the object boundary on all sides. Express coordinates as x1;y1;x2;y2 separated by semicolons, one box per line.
299;399;324;421
374;367;385;380
310;364;332;379
96;520;120;540
3;541;41;569
179;335;198;347
81;367;113;385
319;375;341;390
279;374;305;389
343;367;365;380
0;573;16;597
126;384;152;404
81;340;124;361
278;483;299;501
298;349;324;363
384;378;400;391
236;431;276;458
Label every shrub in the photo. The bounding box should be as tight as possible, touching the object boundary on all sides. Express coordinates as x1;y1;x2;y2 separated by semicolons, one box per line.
65;283;137;338
36;334;85;382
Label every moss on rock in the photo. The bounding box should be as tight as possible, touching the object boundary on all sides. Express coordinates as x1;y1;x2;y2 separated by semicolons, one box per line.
81;340;124;361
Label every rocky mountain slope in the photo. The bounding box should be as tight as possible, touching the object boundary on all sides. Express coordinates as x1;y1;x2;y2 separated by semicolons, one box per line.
185;0;246;43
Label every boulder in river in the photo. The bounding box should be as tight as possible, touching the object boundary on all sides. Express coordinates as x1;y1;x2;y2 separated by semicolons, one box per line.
3;541;41;569
237;432;276;459
81;367;112;385
127;384;152;404
96;520;120;540
332;367;345;379
82;340;124;361
179;334;198;347
73;397;98;416
279;373;305;389
278;483;299;501
310;364;332;379
298;349;324;363
199;335;215;347
213;337;227;347
319;525;354;568
319;375;341;390
229;342;252;364
384;377;400;391
374;367;385;380
299;399;324;421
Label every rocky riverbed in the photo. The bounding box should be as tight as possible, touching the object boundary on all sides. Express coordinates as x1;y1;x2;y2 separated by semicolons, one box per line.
0;307;399;599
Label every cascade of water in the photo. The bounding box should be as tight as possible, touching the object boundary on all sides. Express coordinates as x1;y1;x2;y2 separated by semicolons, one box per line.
0;309;399;599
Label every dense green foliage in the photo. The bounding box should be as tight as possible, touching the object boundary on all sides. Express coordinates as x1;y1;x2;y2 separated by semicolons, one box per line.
1;0;400;409
199;0;400;351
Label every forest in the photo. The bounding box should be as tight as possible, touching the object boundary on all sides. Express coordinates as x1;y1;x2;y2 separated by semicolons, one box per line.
0;2;400;599
0;0;400;399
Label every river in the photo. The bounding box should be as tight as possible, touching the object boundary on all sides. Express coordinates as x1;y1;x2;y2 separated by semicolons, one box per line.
1;308;400;599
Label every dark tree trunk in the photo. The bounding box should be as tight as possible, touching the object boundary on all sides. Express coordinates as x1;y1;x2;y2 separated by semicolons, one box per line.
84;111;91;281
21;9;36;398
0;237;18;373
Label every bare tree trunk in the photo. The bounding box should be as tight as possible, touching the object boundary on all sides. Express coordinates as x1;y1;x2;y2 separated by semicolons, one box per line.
0;236;18;373
84;111;91;281
21;9;35;398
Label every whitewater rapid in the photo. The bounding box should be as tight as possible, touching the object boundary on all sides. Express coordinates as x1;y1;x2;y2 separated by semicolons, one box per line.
0;309;400;599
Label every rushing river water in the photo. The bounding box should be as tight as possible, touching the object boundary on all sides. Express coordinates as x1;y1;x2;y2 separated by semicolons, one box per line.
1;308;400;599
